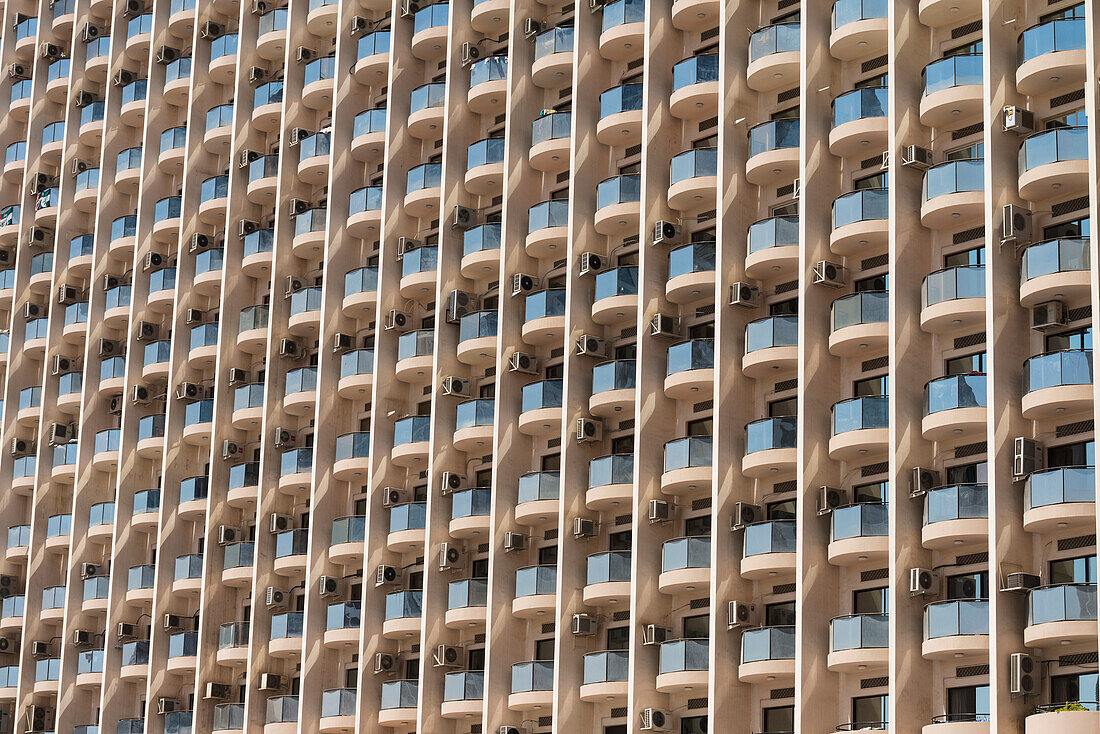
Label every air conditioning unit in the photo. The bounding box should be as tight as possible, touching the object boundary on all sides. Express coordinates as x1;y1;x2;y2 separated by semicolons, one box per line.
108;396;124;415
162;614;183;632
238;219;259;237
157;698;181;716
155;45;180;64
817;486;847;516
26;705;51;732
349;15;369;35
1001;204;1032;247
522;17;542;38
396;237;420;259
204;683;231;700
509;351;538;374
279;338;302;358
23;302;43;320
332;333;353;353
238;149;261;170
578;252;605;276
813;260;845;287
576;417;603;442
571;613;597;636
40;43;62;60
227;368;249;386
222;440;243;460
460;41;481;66
640;708;671;732
80;564;100;581
1002;106;1035;135
908;567;940;596
257;674;284;692
1009;652;1039;696
248;66;266;84
6;63;26;80
142;251;165;272
284;276;305;298
30;641;51;658
10;438;33;458
295;46;315;63
185;308;205;324
900;145;934;170
512;273;539;297
439;542;463;571
650;313;680;338
0;636;18;653
499;728;521;734
113;69;135;87
1031;300;1064;332
441;472;466;493
647;499;670;523
217;526;238;546
269;514;293;534
433;644;461;668
576;335;609;358
445;290;475;323
51;355;74;375
503;532;526;552
383;487;409;508
132;385;152;405
57;284;79;305
122;0;143;16
909;467;939;498
71;629;92;647
318;575;341;597
652;220;682;246
384;310;409;330
730;502;761;530
729;281;759;308
375;565;400;587
136;321;159;342
374;652;396;674
273;427;296;449
265;586;288;608
642;624;670;646
200;21;224;39
1013;437;1043;478
250;0;268;14
74;90;96;107
727;600;754;629
175;381;201;401
26;227;51;246
398;0;418;16
116;622;137;640
80;23;101;42
1003;572;1041;594
451;205;476;229
572;517;596;538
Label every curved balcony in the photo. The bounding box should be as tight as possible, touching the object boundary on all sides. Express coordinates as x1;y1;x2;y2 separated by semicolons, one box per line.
669;149;717;212
513;565;556;618
663;244;714;308
659;536;710;595
222;542;254;586
410;3;446;59
830;87;888;157
167;631;198;673
741;519;796;579
395;329;434;383
179;476;209;521
828;613;888;671
278;448;313;497
351;29;388;84
342;265;378;318
465;137;505;195
920;54;982;128
296;133;331;186
290;208;326;258
379;680;418;728
231;384;263;431
301;55;336;110
449;487;491;538
597;83;642;145
392;415;431;468
530;112;571;172
1022;349;1092;419
920;265;985;334
328;516;365;568
387;502;426;553
318;688;357;732
1025;708;1099;734
923;374;986;441
228;462;260;509
921;159;984;229
744;315;798;378
400;245;437;299
268;612;304;658
595;174;641;236
252;81;283;132
744;216;798;280
446;578;487;629
671;55;718;120
454;311;496;368
918;0;978;26
739;625;795;682
599;0;643;60
321;602;360;649
590;359;636;417
208;34;237;85
382;590;422;640
472;0;509;34
173;554;203;595
1018;127;1088;202
453;397;495;454
468;56;508;114
584;551;631;606
830;0;887;60
657;638;708;693
665;338;714;399
93;429;121;470
333;432;371;481
518;379;563;436
532;27;573;88
440;671;483;719
592;266;638;325
830;396;888;461
522;288;566;346
87;503;113;544
923;484;988;549
747;118;799;186
461;223;501;280
408;83;445;138
747;23;799;91
242;229;274;278
587;454;633;511
1017;18;1085;96
832;187;888;256
662;436;711;496
828;503;889;566
743;416;796;479
526;200;569;257
580;650;628;702
515;472;560;526
1024;467;1095;535
283;366;318;416
131;490;161;533
404;163;442;219
830;291;888;357
205;104;234;152
351;108;386;162
1026;584;1096;648
1019;238;1090;307
509;661;554;712
923;599;988;660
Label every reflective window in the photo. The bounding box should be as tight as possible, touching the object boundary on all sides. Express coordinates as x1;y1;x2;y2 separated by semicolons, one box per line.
853;587;887;614
1049;556;1097;585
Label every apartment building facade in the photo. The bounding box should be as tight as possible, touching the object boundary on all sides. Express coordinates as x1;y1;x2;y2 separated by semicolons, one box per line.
0;0;1093;732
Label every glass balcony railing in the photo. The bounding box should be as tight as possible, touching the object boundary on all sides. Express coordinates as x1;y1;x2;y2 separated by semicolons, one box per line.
353;108;386;136
29;251;52;276
6;525;29;550
529;199;569;232
924;374;986;415
326;601;361;631
340;349;374;378
394;415;430;446
200;175;229;203
143;341;171;368
412;2;447;33
35;658;60;682
41;585;65;610
444;671;484;701
213;704;244;732
168;631;197;658
746;416;796;453
211;34;237;60
664;436;711;472
587;551;631;584
601;0;643;31
921;265;985;307
583;650;628;684
258;7;288;33
741;625;795;662
831;503;888;540
449;578;488;609
1025;466;1094;510
265;696;298;725
534;26;573;58
349;187;382;215
335;432;370;462
389;502;426;533
1017;17;1085;65
321;689;357;717
667;338;714;375
155;195;181;222
331;516;365;547
521;380;563;412
922;159;983;202
65;302;89;326
600;83;642;118
832;396;888;434
274;529;308;559
1020;238;1090;284
121;639;149;667
95;429;120;453
593;266;638;302
398;329;434;360
511;661;554;693
190;323;218;350
831;291;887;331
247;154;278;183
401;246;437;277
597;174;641;209
150;267;176;293
299;132;330;162
749;22;799;61
833;188;888;229
183;400;213;427
662;536;710;572
411;82;445;113
470;55;507;86
1023;349;1092;393
592;359;636;394
673;54;718;90
1019;127;1088;172
924;484;988;524
832;0;887;28
381;680;418;709
271;611;304;640
0;666;16;687
467;137;505;169
254;81;283;107
384;590;422;620
518;472;560;503
133;489;161;515
456;399;494;430
356;31;389;59
289;287;322;317
83;575;109;601
285;366;318;395
748;118;799;157
589;454;633;488
175;554;203;580
748;215;798;253
0;596;22;619
922;54;982;95
743;520;796;556
659;638;708;673
525;289;567;322
127;565;155;591
207;104;234;130
831;613;889;650
746;315;798;352
228;461;259;491
280;448;312;476
12;16;33;41
1028;584;1097;625
924;600;988;639
668;241;716;278
463;223;501;256
223;542;254;570
458;312;498;345
165;57;190;83
53;442;78;467
515;565;556;596
532;112;570;145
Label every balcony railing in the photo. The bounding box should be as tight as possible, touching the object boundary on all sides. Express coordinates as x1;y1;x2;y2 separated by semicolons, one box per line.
175;554;203;580
924;600;988;639
593;359;636;393
322;688;356;717
662;536;710;572
381;680;418;709
672;54;718;90
922;159;983;201
389;502;426;533
271;611;304;639
664;436;712;471
521;380;563;412
741;626;795;662
924;484;988;524
667;338;713;375
532;112;570;144
831;613;888;650
1017;17;1085;65
443;671;484;701
331;516;365;545
583;650;628;683
394;415;430;444
921;265;985;307
1028;584;1097;625
922;54;982;95
470;55;507;86
748;215;798;253
411;82;445;112
924;374;986;414
831;396;888;434
832;87;887;127
1025;467;1094;510
587;551;631;584
384;590;422;620
600;83;642;118
341;349;374;377
832;188;887;228
353;108;386;136
326;602;360;630
594;266;639;300
467;137;505;169
168;631;198;658
745;417;796;453
518;472;559;503
745;315;797;352
596;174;641;209
1023;349;1092;393
335;432;370;461
459;311;497;342
529;200;569;231
402;246;438;277
1019;126;1088;172
668;241;716;277
448;578;487;609
451;488;491;519
831;291;887;331
464;223;501;255
516;565;556;596
412;2;447;33
743;520;796;556
748;118;799;157
1020;238;1089;284
749;22;799;61
456;399;494;429
601;0;642;30
511;661;554;693
535;26;573;58
831;503;888;540
223;542;254;569
589;454;633;488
